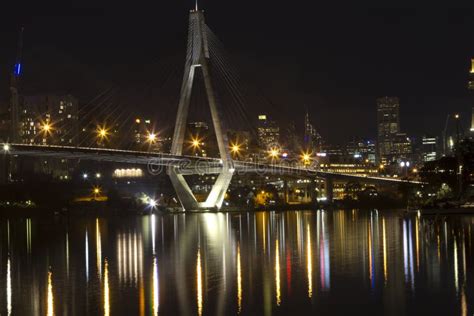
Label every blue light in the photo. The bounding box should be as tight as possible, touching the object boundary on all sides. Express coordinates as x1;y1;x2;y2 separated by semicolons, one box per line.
14;63;22;76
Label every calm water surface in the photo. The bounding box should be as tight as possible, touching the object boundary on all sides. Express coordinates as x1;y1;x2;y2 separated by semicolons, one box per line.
0;209;472;315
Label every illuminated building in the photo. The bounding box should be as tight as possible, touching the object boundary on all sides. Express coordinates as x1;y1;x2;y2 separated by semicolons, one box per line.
304;110;323;152
391;132;413;159
469;58;474;132
20;94;79;145
257;114;280;150
377;97;400;163
421;136;438;162
346;139;377;164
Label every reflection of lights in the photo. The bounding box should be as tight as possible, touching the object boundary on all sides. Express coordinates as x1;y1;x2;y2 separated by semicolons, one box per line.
85;230;89;281
7;257;11;316
153;257;159;316
454;237;459;294
237;244;242;313
320;212;330;290
96;219;102;280
307;224;312;298
117;232;143;285
275;239;281;306
197;248;203;316
151;214;156;254
104;260;110;316
47;270;54;316
368;217;373;288
382;218;388;283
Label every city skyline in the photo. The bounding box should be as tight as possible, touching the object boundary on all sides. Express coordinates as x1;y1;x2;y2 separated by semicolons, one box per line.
1;3;474;143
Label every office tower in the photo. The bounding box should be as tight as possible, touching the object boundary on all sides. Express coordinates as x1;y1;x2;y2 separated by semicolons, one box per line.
376;96;400;163
421;135;438;162
257;114;280;150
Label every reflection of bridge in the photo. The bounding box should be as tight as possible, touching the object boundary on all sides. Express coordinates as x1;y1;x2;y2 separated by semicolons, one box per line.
2;8;422;210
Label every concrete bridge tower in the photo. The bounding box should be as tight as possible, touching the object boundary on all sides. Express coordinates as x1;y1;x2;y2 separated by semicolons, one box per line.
167;8;234;211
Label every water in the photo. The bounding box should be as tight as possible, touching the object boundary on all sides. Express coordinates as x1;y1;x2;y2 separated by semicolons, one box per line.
0;210;472;315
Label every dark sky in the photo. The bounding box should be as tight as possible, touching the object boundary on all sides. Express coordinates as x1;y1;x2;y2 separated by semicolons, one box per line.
1;2;474;143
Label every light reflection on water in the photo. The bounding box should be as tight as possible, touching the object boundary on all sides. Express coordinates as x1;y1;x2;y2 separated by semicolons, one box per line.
0;210;473;315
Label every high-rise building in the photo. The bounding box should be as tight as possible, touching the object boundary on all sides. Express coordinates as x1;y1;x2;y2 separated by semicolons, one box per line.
468;58;474;132
391;132;412;159
20;94;79;145
421;135;438;162
257;115;279;150
304;110;323;152
376;97;400;163
346;139;377;164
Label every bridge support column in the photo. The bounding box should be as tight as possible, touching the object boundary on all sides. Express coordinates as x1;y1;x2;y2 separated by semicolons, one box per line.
325;178;334;203
0;155;8;185
167;9;233;211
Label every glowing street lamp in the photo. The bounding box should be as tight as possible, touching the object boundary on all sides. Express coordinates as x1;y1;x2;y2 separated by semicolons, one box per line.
147;132;157;144
3;144;10;152
230;143;241;155
269;148;280;160
96;125;109;140
300;151;312;166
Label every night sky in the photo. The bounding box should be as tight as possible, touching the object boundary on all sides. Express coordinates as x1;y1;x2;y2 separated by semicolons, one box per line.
2;2;474;143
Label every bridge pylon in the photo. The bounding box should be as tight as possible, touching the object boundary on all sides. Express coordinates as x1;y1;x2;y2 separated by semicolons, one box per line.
167;8;234;211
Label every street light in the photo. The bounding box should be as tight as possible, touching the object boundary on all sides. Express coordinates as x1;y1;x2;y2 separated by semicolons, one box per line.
146;132;157;143
97;126;109;140
96;173;101;179
300;151;312;166
230;143;241;155
3;144;10;152
269;147;279;160
83;173;88;179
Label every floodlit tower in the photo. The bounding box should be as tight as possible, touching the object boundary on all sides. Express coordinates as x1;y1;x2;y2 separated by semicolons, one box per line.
10;27;24;143
168;7;234;211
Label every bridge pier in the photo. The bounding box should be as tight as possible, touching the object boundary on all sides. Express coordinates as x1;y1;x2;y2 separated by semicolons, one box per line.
325;178;334;203
0;155;8;185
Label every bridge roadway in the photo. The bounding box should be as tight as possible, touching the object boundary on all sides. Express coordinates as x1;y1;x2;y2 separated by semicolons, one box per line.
4;143;423;185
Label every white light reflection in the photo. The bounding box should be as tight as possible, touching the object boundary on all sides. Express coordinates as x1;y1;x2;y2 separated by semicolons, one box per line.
237;243;242;314
151;214;156;254
85;229;89;281
7;257;11;315
454;236;459;293
275;239;281;306
197;248;203;316
96;219;102;280
153;256;159;316
320;211;330;290
116;231;143;285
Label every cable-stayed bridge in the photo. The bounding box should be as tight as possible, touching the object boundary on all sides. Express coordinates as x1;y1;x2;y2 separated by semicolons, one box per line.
2;8;422;211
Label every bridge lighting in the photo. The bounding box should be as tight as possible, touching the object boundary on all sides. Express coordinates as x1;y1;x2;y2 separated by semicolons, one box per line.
231;143;241;154
97;126;109;140
92;186;101;196
190;136;202;149
269;148;279;159
301;151;312;165
3;144;10;152
96;173;101;179
40;122;54;136
148;198;157;208
146;132;157;143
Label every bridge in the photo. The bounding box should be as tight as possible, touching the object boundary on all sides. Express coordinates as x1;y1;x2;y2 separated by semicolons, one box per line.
1;7;422;211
